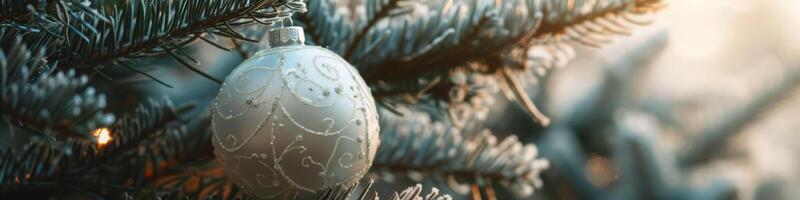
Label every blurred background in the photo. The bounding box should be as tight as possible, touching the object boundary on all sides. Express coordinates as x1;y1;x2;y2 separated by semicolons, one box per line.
111;0;800;199
517;0;800;199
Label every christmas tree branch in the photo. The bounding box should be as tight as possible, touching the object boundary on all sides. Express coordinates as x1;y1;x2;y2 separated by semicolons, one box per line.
0;0;49;22
320;180;453;200
142;162;454;200
296;0;657;108
0;140;66;185
3;0;294;81
360;0;664;81
83;97;180;164
0;0;106;27
561;31;668;129
533;0;666;43
0;38;175;194
295;0;355;54
115;114;231;199
679;67;800;167
373;104;549;197
343;0;402;59
0;97;201;197
141;158;252;199
116;112;215;186
0;140;145;200
1;36;115;139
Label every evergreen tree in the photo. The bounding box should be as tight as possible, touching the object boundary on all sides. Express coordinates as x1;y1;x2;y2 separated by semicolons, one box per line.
18;0;789;199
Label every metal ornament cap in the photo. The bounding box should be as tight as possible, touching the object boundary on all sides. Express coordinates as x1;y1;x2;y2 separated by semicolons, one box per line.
269;26;306;47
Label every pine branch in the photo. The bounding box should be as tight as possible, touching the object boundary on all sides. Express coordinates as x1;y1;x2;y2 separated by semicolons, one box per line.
319;180;452;200
525;41;577;74
228;24;268;58
107;111;215;186
0;37;185;195
295;0;356;54
679;68;800;167
372;103;549;197
610;116;672;199
146;164;454;200
0;0;46;22
561;31;668;129
500;67;551;126
0;137;158;198
0;140;67;185
309;0;658;107
1;0;110;54
3;0;291;79
534;0;666;40
295;13;324;45
536;128;612;199
0;97;201;198
85;97;179;163
343;0;402;59
1;36;115;139
0;140;142;200
140;159;254;199
1;0;113;22
7;96;169;174
361;0;663;81
122;114;238;199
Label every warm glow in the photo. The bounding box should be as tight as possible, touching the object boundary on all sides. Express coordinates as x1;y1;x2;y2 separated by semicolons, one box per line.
92;128;112;146
585;155;619;187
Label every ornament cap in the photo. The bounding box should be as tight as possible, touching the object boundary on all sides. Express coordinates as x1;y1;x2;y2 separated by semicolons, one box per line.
269;26;305;47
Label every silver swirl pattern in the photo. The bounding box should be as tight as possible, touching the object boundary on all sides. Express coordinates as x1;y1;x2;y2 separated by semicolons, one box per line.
212;45;380;198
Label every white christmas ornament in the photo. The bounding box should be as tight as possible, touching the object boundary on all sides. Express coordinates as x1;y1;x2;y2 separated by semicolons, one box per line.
212;26;380;198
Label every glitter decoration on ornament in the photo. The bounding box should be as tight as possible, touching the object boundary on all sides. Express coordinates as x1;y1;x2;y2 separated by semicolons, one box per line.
211;8;380;198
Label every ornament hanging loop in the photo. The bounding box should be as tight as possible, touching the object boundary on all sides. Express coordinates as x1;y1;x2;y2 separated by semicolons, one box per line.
278;16;295;27
272;0;305;27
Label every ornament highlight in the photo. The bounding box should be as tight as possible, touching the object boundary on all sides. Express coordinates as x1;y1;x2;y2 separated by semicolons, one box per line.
212;26;380;198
